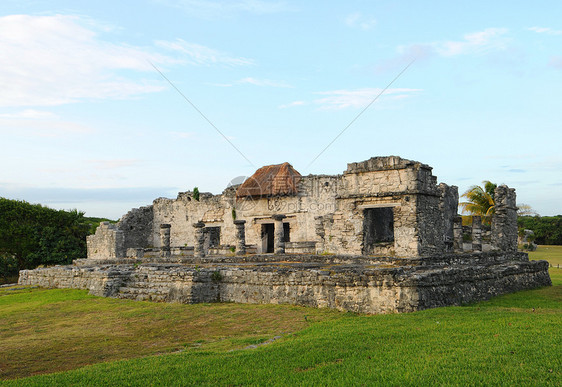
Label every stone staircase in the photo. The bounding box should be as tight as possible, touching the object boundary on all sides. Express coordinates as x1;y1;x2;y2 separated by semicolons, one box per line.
114;266;205;303
117;272;170;302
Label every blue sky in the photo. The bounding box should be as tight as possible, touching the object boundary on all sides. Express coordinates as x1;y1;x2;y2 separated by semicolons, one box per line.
1;0;561;219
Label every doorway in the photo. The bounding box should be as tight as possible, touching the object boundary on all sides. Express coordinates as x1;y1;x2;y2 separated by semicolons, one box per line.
261;223;274;253
363;207;394;255
283;222;290;242
205;226;221;249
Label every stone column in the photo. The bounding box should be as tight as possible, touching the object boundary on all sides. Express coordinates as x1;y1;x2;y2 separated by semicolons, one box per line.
492;185;518;252
234;220;246;255
159;224;171;258
453;216;463;252
272;215;286;254
439;183;459;253
472;216;482;252
193;222;206;258
314;216;325;254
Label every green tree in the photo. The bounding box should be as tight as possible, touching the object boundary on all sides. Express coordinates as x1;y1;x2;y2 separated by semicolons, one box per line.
0;198;92;279
518;215;562;245
459;181;497;225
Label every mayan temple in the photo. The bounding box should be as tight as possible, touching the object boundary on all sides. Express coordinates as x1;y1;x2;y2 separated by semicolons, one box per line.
19;156;551;314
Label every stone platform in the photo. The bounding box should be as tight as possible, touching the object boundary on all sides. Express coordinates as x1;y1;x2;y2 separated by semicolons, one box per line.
18;252;551;314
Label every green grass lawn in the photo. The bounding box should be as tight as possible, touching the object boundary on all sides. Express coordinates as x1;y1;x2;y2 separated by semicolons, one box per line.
528;245;562;267
1;269;560;386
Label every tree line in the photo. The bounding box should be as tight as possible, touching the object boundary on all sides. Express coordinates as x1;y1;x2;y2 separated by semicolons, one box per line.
517;215;562;245
0;197;112;282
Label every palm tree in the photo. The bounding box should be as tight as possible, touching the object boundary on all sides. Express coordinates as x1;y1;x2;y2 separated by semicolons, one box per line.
460;181;497;225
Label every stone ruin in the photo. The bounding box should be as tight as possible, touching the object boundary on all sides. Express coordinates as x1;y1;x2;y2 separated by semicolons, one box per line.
19;156;551;314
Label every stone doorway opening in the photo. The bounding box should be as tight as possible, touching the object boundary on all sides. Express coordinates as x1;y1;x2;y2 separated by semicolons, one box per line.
363;207;395;255
261;223;275;253
205;226;221;249
283;223;290;242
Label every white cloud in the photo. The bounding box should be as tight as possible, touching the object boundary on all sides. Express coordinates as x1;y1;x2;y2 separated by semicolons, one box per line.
170;131;196;138
208;77;291;88
286;88;421;110
345;12;376;31
0;15;253;108
279;100;306;109
434;28;509;56
528;26;562;35
374;44;433;73
0;109;94;137
0;14;174;107
0;118;94;137
0;109;58;119
236;77;292;87
156;0;290;18
155;39;254;66
375;28;510;72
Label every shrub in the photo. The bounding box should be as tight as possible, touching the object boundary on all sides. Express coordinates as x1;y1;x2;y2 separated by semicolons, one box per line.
0;254;18;281
0;198;91;272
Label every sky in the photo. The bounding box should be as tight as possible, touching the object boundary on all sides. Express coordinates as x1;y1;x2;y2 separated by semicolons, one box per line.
1;0;561;219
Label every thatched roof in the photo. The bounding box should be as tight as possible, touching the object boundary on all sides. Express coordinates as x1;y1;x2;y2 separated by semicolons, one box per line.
236;162;301;198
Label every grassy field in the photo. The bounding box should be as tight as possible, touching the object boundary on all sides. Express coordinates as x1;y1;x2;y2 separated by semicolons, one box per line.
0;288;340;380
1;268;560;386
528;245;562;266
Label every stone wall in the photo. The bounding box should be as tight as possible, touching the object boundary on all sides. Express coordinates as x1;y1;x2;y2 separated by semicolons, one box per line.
19;252;551;314
416;193;445;256
414;261;551;309
152;192;235;249
18;264;133;297
118;206;153;249
492;185;518;252
86;222;125;259
84;156;519;260
439;184;459;252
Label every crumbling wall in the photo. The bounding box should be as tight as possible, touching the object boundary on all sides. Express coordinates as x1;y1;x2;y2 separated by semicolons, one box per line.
416;194;445;256
19;252;551;314
492;185;518;251
319;200;362;255
231;175;341;253
85;156;484;259
18;264;133;297
117;206;153;250
322;156;446;257
151;191;237;249
292;175;341;242
414;260;551;309
86;222;125;259
439;184;459;252
391;199;419;256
